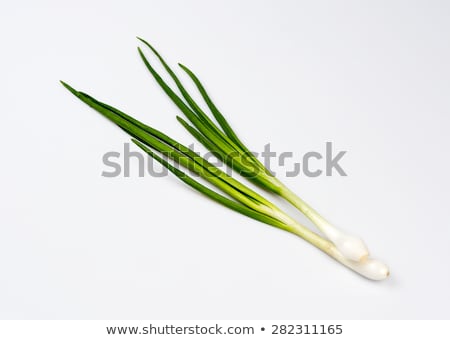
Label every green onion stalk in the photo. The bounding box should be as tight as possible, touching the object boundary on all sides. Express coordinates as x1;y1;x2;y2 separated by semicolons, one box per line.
135;38;384;264
60;38;389;280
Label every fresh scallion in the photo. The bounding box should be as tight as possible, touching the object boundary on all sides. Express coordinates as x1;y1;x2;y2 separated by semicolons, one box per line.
137;37;376;264
61;37;389;280
61;77;389;280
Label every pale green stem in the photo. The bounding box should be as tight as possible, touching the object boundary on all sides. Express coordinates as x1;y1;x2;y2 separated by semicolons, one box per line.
265;177;370;262
276;180;338;238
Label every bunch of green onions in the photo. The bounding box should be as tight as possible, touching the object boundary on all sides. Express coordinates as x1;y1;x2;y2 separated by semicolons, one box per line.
61;37;389;280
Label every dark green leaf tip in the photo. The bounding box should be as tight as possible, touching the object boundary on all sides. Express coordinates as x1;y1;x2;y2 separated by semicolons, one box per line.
60;80;77;93
131;138;146;150
136;36;146;43
177;63;192;74
136;37;159;53
60;80;81;98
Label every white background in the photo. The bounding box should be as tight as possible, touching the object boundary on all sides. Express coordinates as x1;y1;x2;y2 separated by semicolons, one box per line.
1;0;449;319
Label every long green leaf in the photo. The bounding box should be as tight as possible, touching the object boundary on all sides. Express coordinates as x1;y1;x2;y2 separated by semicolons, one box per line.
61;81;279;212
137;47;236;156
136;37;230;142
178;63;271;175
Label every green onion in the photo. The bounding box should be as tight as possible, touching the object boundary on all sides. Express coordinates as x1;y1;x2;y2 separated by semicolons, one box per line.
137;37;379;264
61;78;389;280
